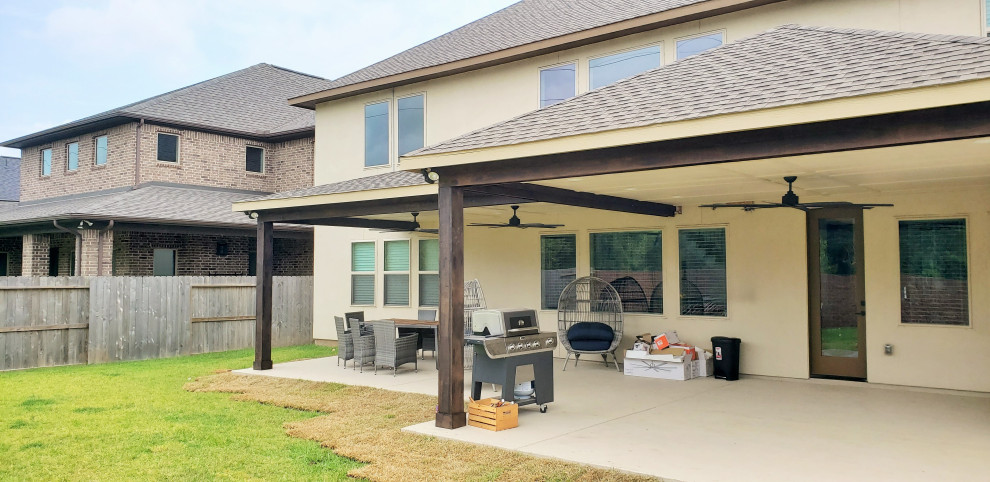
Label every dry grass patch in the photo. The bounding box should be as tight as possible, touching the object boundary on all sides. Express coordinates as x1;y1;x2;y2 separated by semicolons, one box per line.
186;373;661;482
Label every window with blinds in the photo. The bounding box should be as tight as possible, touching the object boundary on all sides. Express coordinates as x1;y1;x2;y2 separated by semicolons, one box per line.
351;242;375;305
679;228;726;317
899;219;969;326
384;240;410;306
541;234;576;310
418;239;439;307
590;231;662;313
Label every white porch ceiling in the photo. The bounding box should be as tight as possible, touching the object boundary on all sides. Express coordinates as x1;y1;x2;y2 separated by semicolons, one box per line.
361;137;990;224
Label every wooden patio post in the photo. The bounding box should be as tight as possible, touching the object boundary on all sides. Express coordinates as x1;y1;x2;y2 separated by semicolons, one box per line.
254;220;273;370
436;184;466;429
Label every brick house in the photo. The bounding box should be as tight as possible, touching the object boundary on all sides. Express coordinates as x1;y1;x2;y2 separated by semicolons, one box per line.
0;63;329;276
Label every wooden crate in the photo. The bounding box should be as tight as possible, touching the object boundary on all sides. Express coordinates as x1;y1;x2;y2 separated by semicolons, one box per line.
467;398;519;431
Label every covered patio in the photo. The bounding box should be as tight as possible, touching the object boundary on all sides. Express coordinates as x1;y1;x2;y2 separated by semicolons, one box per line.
235;354;990;481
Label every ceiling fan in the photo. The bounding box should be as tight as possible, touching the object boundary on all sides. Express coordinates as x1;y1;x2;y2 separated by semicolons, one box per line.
373;212;439;234
699;176;893;212
469;205;564;229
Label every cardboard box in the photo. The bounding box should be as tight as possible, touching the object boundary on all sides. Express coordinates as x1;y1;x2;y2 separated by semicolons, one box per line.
693;355;714;377
630;347;690;362
624;350;695;380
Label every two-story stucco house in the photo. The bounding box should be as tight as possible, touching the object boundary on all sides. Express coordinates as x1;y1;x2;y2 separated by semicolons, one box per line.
0;63;329;277
234;0;990;428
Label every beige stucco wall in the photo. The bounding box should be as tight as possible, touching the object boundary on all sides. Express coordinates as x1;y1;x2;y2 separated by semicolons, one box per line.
309;0;988;392
314;184;989;392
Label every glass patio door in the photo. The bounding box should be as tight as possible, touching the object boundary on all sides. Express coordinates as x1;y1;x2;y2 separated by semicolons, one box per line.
807;207;866;379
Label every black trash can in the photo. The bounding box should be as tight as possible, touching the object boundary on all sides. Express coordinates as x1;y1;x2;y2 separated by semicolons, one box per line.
711;336;741;380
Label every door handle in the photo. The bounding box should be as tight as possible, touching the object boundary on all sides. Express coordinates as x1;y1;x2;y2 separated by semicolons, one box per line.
856;311;866;316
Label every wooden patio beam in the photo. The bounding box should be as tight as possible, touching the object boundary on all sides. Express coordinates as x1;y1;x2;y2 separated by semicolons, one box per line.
296;218;419;230
255;193;532;224
464;182;677;217
253;220;273;370
436;183;466;430
435;101;990;187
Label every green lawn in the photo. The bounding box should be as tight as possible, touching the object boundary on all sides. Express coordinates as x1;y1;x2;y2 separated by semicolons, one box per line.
821;327;859;352
0;345;362;481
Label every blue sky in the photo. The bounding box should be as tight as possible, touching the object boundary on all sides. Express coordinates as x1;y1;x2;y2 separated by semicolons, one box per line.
0;0;518;157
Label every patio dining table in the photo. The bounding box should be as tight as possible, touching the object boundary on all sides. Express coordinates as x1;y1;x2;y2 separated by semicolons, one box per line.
388;319;439;366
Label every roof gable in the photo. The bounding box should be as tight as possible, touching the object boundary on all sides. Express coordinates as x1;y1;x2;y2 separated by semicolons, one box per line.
3;64;333;148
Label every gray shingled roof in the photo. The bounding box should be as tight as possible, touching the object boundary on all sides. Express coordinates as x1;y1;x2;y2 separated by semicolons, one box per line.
321;0;711;91
410;25;990;156
0;156;20;202
241;171;428;204
0;183;303;229
3;64;333;148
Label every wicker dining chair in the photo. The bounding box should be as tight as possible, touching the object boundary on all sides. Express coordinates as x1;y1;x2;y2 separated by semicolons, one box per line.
350;318;376;372
418;309;437;360
372;320;418;376
334;316;354;368
344;311;371;334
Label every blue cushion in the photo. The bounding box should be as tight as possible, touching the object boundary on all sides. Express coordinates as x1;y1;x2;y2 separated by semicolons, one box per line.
567;322;614;351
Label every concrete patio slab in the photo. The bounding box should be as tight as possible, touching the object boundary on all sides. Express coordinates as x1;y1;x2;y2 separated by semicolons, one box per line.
236;356;990;481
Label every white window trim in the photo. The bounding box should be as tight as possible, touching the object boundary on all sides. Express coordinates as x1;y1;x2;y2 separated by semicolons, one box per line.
674;29;726;61
588;42;663;90
66;142;79;172
363;99;391;170
538;60;578;109
383;239;411;307
156;132;180;163
94;135;108;166
396;92;427;163
675;224;730;320
894;214;973;329
350;240;377;307
40;147;53;177
245;145;265;174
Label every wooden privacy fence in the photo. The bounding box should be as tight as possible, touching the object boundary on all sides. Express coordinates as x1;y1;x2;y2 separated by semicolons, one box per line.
0;276;313;371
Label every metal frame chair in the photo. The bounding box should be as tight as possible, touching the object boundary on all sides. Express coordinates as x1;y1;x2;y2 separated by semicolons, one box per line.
418;309;437;360
334;316;354;368
557;276;624;371
372;320;418;376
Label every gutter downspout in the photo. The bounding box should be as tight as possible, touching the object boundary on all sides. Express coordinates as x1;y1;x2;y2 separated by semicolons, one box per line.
96;220;114;276
52;220;82;276
134;118;144;186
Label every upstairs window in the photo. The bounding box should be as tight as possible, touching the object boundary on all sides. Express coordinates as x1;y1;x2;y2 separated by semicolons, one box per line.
95;135;108;166
676;31;724;60
66;142;79;171
589;45;661;90
591;231;662;313
418;238;439;307
539;63;576;108
398;94;425;156
246;146;264;173
679;228;727;317
364;101;389;167
899;219;969;326
41;148;52;176
157;133;179;162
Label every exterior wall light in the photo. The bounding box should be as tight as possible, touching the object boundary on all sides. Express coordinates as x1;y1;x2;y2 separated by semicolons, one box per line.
422;168;440;184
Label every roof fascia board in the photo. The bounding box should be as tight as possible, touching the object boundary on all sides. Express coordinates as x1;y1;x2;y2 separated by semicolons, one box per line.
289;0;784;109
233;183;438;213
402;78;990;169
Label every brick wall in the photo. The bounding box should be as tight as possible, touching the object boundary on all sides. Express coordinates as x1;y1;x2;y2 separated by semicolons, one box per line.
137;123;314;193
113;231;312;276
51;233;77;276
19;123;137;201
18;121;314;203
0;236;23;275
79;228;113;276
21;234;50;276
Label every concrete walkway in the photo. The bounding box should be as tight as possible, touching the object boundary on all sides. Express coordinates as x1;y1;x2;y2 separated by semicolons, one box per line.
236;356;990;482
